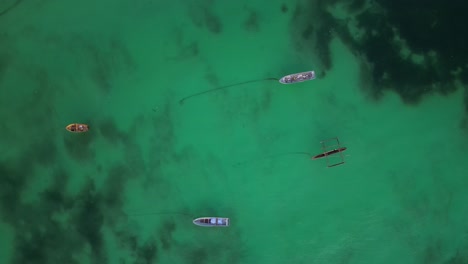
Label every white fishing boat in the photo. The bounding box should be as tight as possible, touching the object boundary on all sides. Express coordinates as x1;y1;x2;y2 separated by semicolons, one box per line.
193;217;230;227
279;70;316;84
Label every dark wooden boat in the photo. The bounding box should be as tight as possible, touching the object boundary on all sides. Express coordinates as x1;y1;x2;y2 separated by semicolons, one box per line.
66;123;89;133
312;147;347;160
279;71;316;84
193;217;230;227
312;137;347;167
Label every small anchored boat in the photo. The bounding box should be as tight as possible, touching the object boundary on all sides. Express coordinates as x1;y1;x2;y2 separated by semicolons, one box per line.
66;123;89;133
312;147;347;160
193;217;230;227
279;71;316;84
312;137;347;167
178;70;316;104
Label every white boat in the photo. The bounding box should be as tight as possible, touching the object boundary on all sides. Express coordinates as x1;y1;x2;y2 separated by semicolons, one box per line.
193;217;230;227
279;70;316;84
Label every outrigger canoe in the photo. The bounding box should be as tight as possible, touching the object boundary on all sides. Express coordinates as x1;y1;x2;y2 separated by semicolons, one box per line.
66;123;89;133
312;137;347;167
312;147;347;159
193;217;230;227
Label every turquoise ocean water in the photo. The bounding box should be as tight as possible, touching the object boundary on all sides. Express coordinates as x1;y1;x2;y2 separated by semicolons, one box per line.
1;0;468;263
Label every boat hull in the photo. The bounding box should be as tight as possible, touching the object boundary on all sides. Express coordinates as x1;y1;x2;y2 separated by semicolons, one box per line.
193;217;230;227
66;123;89;133
279;71;316;84
312;147;347;160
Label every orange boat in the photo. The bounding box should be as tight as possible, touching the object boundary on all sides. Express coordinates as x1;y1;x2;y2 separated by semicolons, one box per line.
66;123;89;133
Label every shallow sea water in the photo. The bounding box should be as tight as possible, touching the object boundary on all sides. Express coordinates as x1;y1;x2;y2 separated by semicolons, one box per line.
0;1;467;264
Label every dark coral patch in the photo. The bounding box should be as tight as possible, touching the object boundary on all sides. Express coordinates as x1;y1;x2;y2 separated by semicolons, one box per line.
289;0;468;110
243;10;260;32
97;118;127;144
63;131;96;161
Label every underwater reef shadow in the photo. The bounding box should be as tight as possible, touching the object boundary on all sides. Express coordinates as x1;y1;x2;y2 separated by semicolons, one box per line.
186;1;223;35
0;150;168;264
0;0;23;17
242;7;260;33
0;16;190;264
289;0;468;112
63;129;96;162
